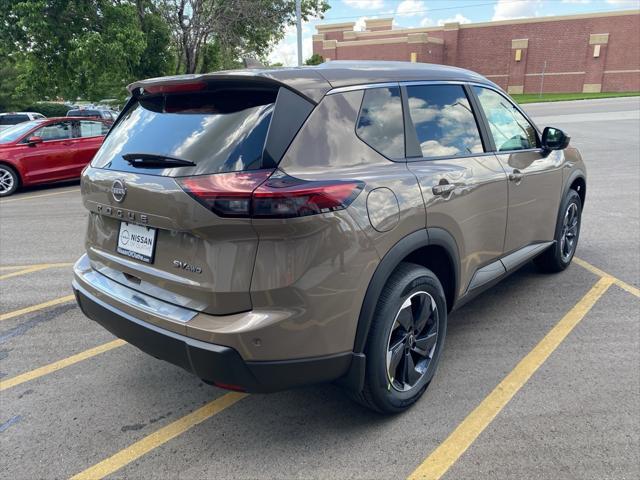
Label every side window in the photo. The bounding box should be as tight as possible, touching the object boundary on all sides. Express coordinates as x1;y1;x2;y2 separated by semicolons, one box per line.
406;84;484;158
78;120;109;137
473;87;538;152
34;122;72;141
356;87;404;159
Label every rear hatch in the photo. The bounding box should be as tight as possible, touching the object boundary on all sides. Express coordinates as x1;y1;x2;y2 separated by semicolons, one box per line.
81;78;315;316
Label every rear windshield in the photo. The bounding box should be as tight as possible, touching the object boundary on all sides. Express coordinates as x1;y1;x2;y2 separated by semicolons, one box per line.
0;115;29;125
90;89;277;176
68;110;101;117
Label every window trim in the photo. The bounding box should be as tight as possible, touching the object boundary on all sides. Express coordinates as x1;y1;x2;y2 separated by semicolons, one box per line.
401;83;489;162
354;83;406;162
468;84;542;154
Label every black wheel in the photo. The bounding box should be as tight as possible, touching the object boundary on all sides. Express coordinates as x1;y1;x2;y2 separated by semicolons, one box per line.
0;164;19;197
534;189;582;273
354;263;447;414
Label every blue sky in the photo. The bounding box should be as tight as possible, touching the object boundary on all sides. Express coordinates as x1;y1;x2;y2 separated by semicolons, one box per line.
269;0;639;65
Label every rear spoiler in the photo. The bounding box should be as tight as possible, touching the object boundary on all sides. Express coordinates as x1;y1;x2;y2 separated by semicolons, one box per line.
127;69;332;104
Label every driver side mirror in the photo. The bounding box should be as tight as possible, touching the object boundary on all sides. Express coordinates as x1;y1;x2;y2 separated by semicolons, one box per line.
26;135;43;146
541;127;570;151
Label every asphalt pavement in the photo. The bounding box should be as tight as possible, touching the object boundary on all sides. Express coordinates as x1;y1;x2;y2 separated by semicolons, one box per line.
0;97;638;479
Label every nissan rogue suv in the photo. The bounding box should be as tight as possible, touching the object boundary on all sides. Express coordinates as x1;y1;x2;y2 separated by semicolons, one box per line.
73;61;586;413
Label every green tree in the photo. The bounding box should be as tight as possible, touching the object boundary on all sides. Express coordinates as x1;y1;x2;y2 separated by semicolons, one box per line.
157;0;329;74
0;1;173;104
304;53;323;65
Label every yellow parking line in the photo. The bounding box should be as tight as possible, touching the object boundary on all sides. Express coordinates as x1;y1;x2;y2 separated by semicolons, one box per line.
0;263;73;280
407;276;613;480
574;256;639;298
0;188;80;204
0;294;76;322
0;339;126;392
70;392;248;480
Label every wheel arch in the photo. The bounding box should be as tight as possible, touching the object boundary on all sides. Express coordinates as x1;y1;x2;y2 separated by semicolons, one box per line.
0;160;22;187
352;227;459;355
565;169;586;207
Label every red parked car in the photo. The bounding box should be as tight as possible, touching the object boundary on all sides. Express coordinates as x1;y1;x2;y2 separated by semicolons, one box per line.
0;117;111;197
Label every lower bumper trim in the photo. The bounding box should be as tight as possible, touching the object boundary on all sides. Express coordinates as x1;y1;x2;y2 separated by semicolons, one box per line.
73;281;352;393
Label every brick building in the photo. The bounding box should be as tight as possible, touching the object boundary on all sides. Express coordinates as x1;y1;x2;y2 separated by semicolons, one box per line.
312;10;640;94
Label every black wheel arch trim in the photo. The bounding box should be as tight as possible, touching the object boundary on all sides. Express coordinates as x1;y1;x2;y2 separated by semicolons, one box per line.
564;169;586;206
352;227;459;355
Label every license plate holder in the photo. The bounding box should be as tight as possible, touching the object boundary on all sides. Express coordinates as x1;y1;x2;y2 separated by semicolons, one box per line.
116;222;157;264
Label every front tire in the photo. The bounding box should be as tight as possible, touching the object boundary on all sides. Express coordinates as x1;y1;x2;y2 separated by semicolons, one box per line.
534;189;582;273
0;164;19;197
354;263;447;414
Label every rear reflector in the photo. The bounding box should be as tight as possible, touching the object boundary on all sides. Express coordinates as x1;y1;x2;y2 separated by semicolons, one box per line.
177;170;364;218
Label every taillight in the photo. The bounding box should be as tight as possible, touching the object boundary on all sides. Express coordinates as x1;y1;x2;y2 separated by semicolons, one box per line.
253;174;364;218
178;170;273;217
177;170;364;219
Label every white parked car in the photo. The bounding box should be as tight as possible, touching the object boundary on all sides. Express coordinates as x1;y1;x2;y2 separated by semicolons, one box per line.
0;112;46;132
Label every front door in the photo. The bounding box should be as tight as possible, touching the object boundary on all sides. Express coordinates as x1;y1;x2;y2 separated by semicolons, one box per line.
20;120;75;183
472;86;563;253
404;83;509;297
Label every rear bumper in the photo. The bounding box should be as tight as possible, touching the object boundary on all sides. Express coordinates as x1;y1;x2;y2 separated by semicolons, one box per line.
72;277;353;393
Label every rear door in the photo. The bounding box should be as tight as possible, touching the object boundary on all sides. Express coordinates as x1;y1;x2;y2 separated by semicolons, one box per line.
471;86;563;253
81;83;312;319
405;83;509;297
72;120;109;175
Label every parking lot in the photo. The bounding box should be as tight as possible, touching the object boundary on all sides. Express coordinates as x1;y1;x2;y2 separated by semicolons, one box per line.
1;97;638;479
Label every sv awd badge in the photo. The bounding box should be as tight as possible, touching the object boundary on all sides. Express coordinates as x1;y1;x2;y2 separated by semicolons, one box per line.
173;260;203;274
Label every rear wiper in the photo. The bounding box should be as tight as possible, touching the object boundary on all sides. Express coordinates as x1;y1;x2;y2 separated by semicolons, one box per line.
122;152;196;168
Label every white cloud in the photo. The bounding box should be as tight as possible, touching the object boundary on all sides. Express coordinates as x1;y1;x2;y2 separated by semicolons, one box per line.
268;25;314;66
396;0;426;17
419;16;434;27
492;0;542;21
343;0;384;9
354;16;367;31
561;0;590;4
605;0;639;5
437;14;471;26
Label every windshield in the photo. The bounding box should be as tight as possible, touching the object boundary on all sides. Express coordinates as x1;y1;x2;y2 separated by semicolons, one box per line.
0;120;43;144
91;89;276;176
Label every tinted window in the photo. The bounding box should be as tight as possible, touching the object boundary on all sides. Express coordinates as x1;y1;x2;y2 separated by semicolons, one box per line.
406;85;483;158
0;115;29;125
91;89;276;176
34;122;72;141
78;120;109;137
473;87;537;151
356;87;404;159
68;110;100;117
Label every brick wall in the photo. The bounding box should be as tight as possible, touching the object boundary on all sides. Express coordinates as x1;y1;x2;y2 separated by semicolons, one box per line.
313;10;640;93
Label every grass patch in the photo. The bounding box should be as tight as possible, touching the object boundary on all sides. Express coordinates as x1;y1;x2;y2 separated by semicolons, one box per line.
512;91;640;104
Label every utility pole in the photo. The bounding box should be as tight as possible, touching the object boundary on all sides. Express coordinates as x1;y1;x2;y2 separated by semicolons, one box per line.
296;0;303;66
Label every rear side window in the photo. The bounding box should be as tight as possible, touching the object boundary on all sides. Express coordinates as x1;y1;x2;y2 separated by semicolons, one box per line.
473;86;538;152
91;89;277;176
406;84;484;158
0;115;29;125
356;87;404;159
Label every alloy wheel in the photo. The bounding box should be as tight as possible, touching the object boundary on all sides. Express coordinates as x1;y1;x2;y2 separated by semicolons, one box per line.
386;291;439;392
560;202;579;262
0;167;15;195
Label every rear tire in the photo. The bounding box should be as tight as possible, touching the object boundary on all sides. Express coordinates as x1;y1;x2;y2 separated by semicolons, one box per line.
0;164;19;197
353;263;447;414
534;189;582;273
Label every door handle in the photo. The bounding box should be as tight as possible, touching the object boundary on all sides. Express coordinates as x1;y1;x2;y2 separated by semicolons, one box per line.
508;170;524;182
432;183;457;196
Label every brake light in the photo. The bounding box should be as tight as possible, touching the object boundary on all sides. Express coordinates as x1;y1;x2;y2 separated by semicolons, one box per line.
178;170;272;218
252;174;364;218
143;81;206;94
177;171;364;218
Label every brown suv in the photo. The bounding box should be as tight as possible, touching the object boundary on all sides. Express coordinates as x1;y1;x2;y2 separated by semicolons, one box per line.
73;61;586;413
